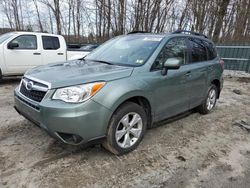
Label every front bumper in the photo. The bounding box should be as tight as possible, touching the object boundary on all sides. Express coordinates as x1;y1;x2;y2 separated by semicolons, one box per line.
14;88;112;145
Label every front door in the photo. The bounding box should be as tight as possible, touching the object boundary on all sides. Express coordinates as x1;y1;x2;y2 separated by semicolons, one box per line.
149;37;190;121
4;34;42;74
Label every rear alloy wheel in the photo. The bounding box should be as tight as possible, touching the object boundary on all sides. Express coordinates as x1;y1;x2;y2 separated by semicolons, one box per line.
102;102;147;155
206;88;216;111
197;84;218;114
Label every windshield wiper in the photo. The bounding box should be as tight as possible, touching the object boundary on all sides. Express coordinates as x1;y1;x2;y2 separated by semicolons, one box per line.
89;59;114;65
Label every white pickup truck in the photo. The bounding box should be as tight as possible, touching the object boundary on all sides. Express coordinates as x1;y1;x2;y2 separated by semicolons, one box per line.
0;32;90;79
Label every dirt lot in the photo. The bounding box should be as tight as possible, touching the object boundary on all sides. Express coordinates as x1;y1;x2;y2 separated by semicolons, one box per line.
0;71;250;188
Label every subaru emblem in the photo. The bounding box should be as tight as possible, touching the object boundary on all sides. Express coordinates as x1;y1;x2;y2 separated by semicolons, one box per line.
26;81;34;91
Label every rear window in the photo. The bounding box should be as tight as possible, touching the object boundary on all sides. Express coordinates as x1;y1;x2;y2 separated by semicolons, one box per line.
189;38;207;63
42;36;60;50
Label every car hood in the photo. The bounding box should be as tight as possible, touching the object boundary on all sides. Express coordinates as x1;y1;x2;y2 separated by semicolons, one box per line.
25;60;134;89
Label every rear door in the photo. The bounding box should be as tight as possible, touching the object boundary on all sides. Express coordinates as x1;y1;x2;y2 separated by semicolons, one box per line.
186;37;208;108
4;34;42;74
41;35;66;64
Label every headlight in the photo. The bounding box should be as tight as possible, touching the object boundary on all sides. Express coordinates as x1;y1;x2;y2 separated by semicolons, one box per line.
52;82;105;103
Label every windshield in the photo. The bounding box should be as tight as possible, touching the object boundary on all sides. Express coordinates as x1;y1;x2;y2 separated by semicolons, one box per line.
85;35;163;66
0;33;14;44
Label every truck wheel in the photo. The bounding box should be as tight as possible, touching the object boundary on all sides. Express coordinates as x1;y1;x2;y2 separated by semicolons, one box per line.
197;84;218;114
102;102;147;155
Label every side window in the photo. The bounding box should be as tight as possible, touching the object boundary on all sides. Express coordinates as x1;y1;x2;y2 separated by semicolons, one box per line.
42;36;60;50
188;38;207;63
10;35;37;49
203;40;217;60
152;38;187;70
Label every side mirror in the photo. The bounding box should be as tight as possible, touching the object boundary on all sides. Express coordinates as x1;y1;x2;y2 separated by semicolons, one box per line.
161;57;182;75
8;42;19;49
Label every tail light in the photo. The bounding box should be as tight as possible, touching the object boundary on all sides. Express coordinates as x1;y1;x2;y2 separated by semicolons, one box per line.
219;59;224;70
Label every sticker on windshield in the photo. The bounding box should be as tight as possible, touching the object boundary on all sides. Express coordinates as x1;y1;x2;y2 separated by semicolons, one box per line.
143;37;162;42
136;59;144;64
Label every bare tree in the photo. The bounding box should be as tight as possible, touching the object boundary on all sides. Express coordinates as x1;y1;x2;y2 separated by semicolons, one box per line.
213;0;230;42
39;0;62;34
33;0;44;32
0;0;249;43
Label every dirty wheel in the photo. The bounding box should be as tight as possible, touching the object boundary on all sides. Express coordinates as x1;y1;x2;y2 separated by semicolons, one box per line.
197;84;218;114
102;102;147;155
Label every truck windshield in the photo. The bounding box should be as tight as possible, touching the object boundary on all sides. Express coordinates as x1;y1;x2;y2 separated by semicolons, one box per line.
0;33;13;44
85;35;163;66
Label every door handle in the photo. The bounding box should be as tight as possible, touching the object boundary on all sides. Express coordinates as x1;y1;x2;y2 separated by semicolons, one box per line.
57;53;64;55
33;52;41;55
185;71;191;76
208;66;213;70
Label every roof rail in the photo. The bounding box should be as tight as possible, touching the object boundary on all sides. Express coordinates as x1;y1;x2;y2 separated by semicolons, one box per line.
172;30;208;38
127;31;148;34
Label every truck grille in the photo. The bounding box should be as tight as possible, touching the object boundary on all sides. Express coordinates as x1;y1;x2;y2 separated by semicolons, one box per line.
19;78;49;103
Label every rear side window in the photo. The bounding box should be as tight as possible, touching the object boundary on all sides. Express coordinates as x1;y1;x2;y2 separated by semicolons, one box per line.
42;36;60;50
188;38;207;63
203;40;217;60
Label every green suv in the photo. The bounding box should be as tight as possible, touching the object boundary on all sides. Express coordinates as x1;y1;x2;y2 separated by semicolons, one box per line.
14;30;224;155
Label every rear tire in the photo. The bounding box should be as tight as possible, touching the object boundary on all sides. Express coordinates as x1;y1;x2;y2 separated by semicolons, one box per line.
197;84;218;114
102;102;147;155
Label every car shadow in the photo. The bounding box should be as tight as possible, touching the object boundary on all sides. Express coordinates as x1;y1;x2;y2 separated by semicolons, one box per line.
32;138;108;168
0;77;21;86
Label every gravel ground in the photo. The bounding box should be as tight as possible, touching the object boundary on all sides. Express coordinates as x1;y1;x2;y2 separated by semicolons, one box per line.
0;71;250;188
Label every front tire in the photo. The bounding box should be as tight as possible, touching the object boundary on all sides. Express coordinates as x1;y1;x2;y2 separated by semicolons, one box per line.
197;84;218;114
102;102;147;155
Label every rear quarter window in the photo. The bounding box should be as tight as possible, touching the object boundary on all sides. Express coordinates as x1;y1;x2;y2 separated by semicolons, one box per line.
42;36;60;50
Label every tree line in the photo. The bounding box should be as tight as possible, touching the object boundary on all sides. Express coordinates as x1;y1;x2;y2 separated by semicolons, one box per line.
0;0;249;43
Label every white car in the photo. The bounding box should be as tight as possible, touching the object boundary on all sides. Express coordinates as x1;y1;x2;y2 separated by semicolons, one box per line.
0;32;90;80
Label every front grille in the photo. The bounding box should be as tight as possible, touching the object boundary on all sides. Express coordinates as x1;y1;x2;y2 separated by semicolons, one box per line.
19;78;48;103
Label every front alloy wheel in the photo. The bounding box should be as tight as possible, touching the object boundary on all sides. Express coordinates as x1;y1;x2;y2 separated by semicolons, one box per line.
102;102;147;155
115;112;143;149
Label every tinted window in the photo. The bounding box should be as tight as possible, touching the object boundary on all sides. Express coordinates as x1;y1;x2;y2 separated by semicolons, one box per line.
42;36;60;50
10;35;37;49
189;38;207;63
152;37;188;70
203;40;217;60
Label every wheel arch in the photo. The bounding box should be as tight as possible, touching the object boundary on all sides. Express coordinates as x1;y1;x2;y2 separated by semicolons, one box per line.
111;95;153;128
